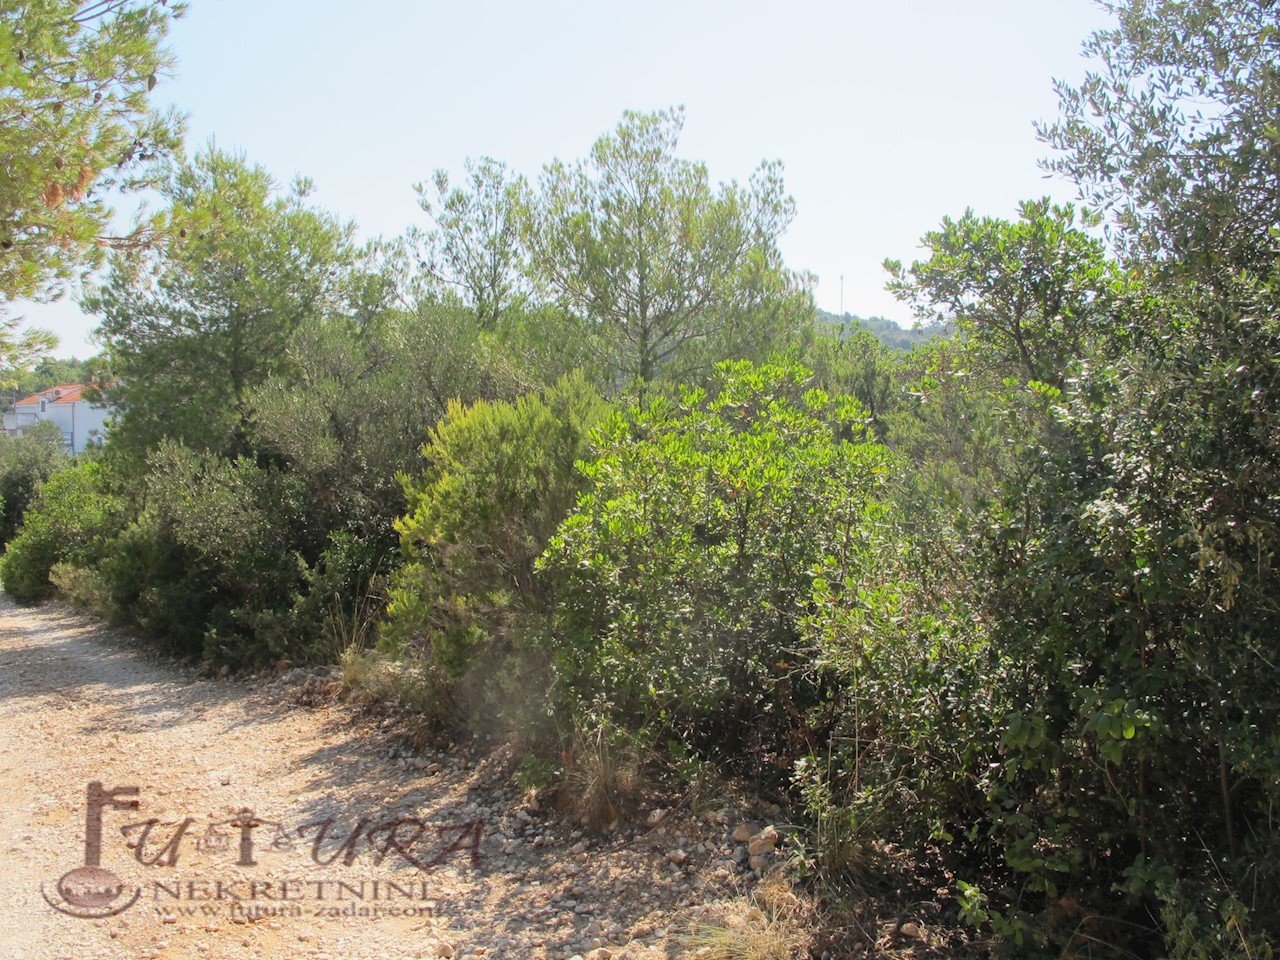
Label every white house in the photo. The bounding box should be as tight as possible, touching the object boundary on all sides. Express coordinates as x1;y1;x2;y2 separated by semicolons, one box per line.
3;383;112;454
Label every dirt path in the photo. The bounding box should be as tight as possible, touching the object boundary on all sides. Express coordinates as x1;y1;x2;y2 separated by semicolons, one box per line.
0;595;763;960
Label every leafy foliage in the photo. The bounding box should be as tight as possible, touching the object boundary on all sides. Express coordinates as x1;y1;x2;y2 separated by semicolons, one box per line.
1039;0;1280;278
91;441;309;660
886;198;1115;385
385;372;607;714
0;417;67;545
524;108;814;388
413;156;529;329
250;304;513;551
0;458;116;600
539;360;891;774
802;324;900;437
0;0;184;310
971;292;1280;945
798;471;997;888
88;146;359;458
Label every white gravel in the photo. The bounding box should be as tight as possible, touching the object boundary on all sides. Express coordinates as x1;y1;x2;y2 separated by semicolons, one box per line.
0;594;766;960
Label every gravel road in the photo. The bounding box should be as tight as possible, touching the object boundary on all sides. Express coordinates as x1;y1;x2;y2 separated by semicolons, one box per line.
0;594;774;960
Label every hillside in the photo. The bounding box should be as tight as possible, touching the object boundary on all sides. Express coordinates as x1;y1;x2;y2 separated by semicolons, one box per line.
815;309;943;350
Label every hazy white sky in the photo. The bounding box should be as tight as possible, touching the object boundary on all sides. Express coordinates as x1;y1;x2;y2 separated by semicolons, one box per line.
23;0;1116;357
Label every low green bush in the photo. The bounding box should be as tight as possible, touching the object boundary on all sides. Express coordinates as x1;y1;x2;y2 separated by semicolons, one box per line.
538;359;892;778
383;371;608;724
0;460;119;601
0;419;71;548
797;471;996;890
92;441;315;664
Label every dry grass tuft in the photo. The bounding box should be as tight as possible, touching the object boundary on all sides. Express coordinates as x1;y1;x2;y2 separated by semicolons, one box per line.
683;874;816;960
337;647;449;720
557;721;646;831
337;646;395;703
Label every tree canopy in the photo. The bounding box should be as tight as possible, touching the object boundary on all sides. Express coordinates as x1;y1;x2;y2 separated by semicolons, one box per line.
414;156;529;330
1039;0;1280;281
886;199;1115;385
88;146;358;457
0;0;184;307
523;107;812;387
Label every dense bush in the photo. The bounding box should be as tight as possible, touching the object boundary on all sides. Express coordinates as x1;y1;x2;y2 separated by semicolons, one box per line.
102;498;376;670
45;303;521;667
966;296;1280;949
383;372;608;720
0;460;118;601
88;441;315;663
249;305;519;542
795;472;997;887
0;420;70;547
802;324;900;438
538;360;891;777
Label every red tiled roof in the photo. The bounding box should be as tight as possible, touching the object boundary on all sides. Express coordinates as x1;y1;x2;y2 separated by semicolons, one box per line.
16;383;88;405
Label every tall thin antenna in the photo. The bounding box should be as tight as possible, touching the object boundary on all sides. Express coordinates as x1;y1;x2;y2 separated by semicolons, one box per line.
840;274;844;318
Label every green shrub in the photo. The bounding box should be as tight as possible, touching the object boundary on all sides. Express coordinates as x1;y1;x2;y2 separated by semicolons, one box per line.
798;470;997;889
90;437;394;668
958;302;1280;950
0;460;119;601
538;359;892;776
49;561;114;617
94;511;208;650
0;419;71;547
91;441;315;664
383;372;608;721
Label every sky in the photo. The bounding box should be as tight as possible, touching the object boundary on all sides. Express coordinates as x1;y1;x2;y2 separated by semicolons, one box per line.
21;0;1117;358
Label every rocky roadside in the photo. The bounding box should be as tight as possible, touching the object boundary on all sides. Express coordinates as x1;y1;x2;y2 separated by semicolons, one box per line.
0;595;814;960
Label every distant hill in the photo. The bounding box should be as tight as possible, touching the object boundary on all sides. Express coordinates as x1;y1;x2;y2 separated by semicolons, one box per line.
816;310;945;351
